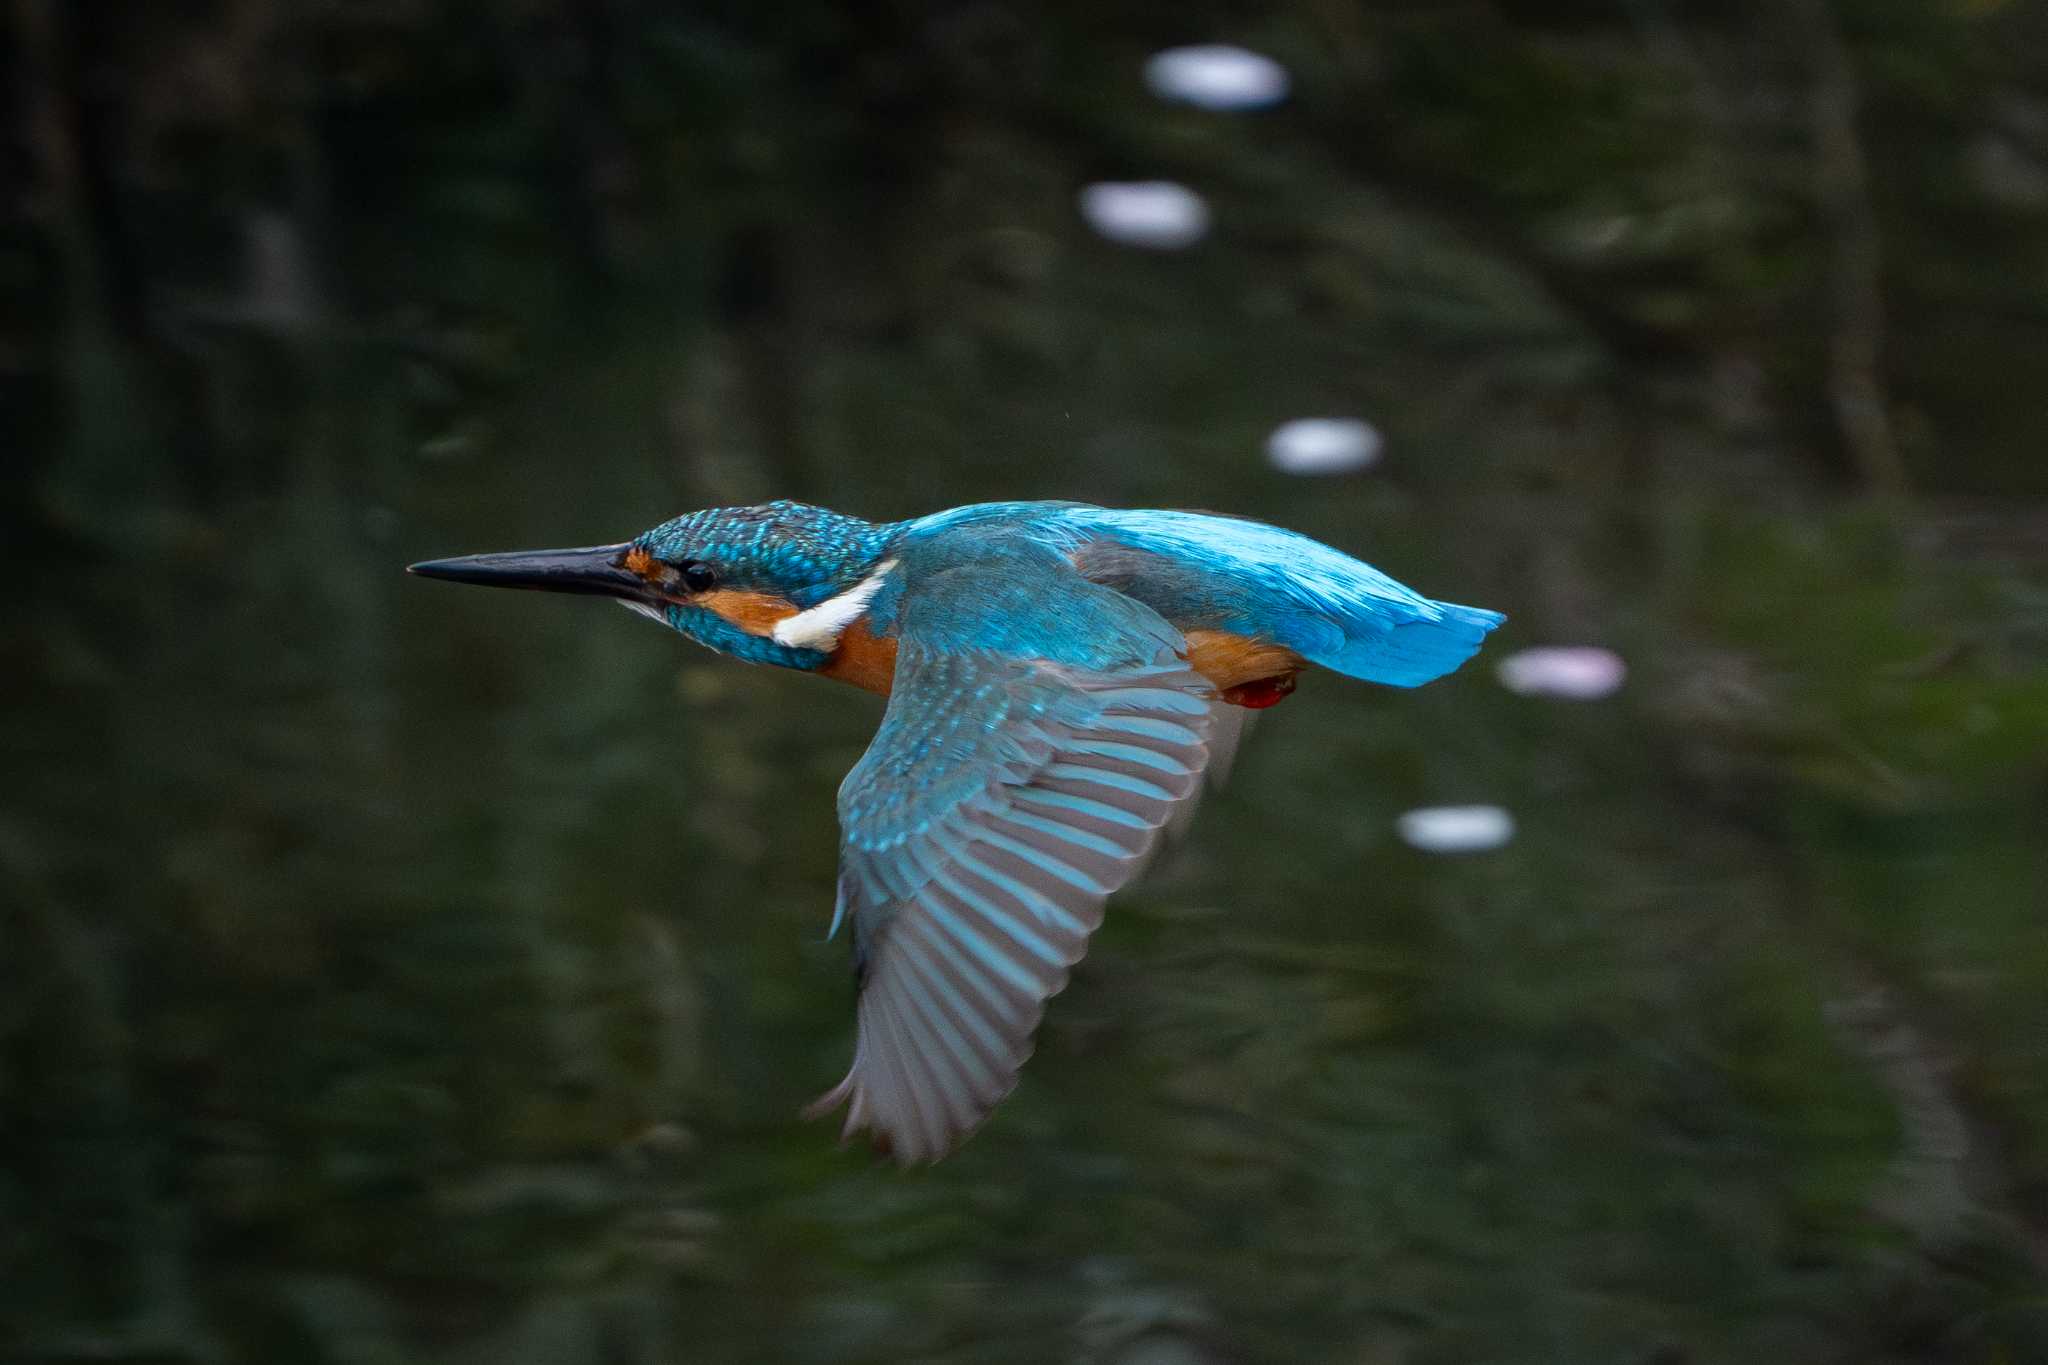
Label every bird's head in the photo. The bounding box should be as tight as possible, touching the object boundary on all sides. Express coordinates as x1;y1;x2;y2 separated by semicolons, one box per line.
408;500;899;671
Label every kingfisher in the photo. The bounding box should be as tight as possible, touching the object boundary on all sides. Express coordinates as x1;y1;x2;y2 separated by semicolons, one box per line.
409;500;1503;1162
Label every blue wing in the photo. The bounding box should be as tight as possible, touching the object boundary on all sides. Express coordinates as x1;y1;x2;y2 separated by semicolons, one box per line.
1064;508;1505;687
809;558;1219;1162
900;503;1506;688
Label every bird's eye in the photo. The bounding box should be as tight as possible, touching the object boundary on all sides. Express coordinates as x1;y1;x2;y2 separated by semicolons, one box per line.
680;562;718;593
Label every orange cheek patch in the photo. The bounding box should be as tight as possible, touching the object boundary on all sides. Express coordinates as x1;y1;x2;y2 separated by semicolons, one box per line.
696;589;800;635
623;546;660;579
1184;629;1305;706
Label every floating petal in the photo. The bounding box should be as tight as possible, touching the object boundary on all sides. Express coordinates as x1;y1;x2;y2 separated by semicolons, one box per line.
1078;181;1211;250
1396;805;1515;854
1144;45;1290;111
1266;418;1383;475
1496;646;1626;700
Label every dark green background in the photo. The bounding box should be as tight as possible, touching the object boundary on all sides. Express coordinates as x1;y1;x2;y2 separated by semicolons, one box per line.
6;3;2046;1361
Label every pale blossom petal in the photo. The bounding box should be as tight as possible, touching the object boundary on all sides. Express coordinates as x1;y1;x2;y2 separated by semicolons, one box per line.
1397;805;1516;854
1078;181;1211;250
1266;418;1383;475
1496;646;1627;700
1144;45;1290;112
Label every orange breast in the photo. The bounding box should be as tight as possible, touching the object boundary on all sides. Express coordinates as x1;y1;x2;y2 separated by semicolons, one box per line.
821;625;1296;703
693;599;1289;706
1184;628;1306;707
820;617;899;695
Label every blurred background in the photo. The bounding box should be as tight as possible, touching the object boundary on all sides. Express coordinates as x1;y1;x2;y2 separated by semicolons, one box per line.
6;3;2048;1362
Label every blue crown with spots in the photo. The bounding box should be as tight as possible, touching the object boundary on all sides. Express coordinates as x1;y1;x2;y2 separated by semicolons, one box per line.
636;500;896;607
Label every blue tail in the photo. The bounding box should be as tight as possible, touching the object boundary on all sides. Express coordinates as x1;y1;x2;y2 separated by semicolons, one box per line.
1326;600;1505;688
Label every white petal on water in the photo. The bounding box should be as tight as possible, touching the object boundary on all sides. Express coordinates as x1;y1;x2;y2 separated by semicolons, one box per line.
1496;646;1627;700
1265;418;1383;475
1078;181;1211;250
1144;45;1290;111
1396;805;1515;854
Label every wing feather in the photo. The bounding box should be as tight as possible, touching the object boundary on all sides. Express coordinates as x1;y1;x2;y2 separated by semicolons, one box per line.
811;573;1221;1161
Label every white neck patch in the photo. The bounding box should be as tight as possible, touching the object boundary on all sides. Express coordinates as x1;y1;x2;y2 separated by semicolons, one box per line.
771;558;898;652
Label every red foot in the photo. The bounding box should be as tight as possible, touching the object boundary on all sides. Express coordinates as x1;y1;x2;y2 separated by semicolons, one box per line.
1221;674;1297;709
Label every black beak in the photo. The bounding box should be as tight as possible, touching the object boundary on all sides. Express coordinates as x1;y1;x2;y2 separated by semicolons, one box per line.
406;543;649;600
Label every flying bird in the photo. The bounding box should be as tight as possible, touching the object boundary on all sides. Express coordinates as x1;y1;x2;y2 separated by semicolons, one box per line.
410;500;1503;1161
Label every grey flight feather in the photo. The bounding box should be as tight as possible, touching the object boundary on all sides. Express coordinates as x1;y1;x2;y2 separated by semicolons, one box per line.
808;559;1223;1162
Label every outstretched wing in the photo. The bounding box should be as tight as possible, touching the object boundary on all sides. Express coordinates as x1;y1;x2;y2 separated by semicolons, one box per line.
809;560;1220;1162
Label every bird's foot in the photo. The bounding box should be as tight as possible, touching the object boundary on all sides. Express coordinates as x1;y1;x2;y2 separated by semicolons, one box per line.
1220;673;1297;709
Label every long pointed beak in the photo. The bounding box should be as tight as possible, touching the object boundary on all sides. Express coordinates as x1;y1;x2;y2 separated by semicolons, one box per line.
406;542;650;600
